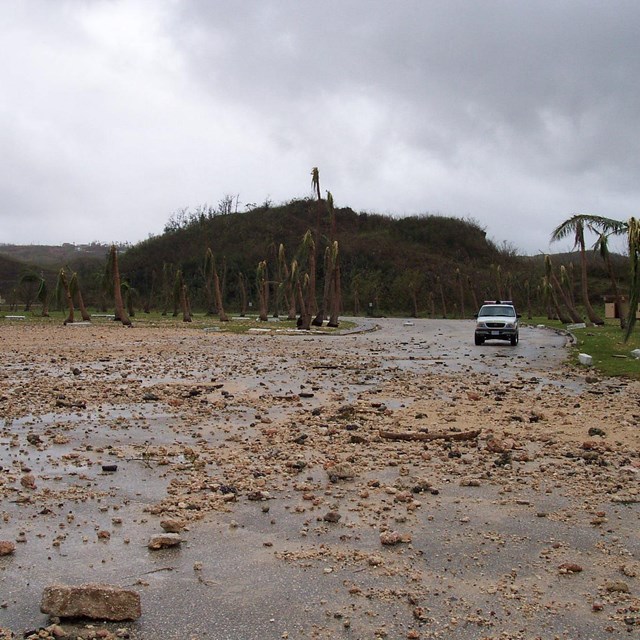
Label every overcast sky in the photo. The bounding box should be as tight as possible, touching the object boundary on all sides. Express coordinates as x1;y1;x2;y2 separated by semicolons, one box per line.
1;1;639;255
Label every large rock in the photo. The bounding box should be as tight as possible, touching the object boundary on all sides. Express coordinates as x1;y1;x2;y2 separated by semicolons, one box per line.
40;583;141;621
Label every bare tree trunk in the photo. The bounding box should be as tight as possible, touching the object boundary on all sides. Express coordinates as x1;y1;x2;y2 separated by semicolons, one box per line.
328;262;341;327
238;273;248;316
181;284;192;322
76;287;91;322
60;271;74;325
296;278;311;330
110;248;131;326
213;270;228;322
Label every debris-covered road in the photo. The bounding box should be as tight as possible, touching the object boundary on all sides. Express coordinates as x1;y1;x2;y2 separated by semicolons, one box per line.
0;318;638;639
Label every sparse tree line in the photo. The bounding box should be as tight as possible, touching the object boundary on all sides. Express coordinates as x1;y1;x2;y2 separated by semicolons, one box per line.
3;200;637;339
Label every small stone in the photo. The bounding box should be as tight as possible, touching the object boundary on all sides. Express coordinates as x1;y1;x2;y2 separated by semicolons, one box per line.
323;511;341;523
559;563;583;574
0;541;16;556
20;474;36;490
147;533;182;550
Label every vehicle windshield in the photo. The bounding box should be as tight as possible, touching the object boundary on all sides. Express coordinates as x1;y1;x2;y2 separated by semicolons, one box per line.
478;305;516;317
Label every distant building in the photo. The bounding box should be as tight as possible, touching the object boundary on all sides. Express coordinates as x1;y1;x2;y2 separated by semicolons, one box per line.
603;295;640;319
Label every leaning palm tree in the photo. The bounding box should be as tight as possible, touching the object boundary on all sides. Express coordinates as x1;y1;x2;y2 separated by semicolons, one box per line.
551;214;625;325
69;272;91;321
544;255;582;323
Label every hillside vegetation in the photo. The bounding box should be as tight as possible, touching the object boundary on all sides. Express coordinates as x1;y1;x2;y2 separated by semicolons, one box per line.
0;199;628;318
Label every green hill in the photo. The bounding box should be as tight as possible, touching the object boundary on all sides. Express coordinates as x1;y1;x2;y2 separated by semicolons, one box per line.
120;199;512;316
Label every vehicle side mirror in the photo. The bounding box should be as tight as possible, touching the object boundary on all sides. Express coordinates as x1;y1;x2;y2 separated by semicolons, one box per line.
517;314;522;318
473;314;478;318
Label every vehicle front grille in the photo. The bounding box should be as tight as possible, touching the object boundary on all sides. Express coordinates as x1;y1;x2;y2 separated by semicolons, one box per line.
486;322;506;328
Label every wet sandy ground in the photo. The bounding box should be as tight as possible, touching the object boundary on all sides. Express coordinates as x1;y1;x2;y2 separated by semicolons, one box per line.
0;318;638;639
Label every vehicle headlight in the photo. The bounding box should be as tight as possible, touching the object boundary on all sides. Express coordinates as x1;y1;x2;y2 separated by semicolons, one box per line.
505;322;515;328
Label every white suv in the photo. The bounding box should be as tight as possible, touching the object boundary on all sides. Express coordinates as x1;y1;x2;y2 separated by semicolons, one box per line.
474;301;520;346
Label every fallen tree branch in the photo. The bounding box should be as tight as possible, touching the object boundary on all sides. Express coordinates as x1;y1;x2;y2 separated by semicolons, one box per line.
379;428;481;442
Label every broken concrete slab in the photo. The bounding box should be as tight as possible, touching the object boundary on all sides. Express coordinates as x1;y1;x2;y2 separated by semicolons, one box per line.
40;583;141;621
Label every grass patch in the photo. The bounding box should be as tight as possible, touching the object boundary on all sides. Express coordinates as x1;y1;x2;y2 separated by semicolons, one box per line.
0;310;356;334
527;316;640;379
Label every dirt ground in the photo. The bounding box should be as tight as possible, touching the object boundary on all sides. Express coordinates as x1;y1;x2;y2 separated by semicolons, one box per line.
0;318;638;639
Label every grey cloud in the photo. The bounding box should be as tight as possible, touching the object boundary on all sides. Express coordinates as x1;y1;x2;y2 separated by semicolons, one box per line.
1;0;640;251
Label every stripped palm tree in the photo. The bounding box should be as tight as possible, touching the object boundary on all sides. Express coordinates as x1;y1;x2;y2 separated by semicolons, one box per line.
545;255;582;323
278;244;296;320
120;281;137;318
55;269;74;325
69;272;91;321
308;168;322;317
37;277;49;317
625;217;640;340
173;270;191;322
204;248;228;321
290;259;311;330
551;214;626;325
302;230;316;322
328;240;341;327
256;260;269;322
106;245;132;326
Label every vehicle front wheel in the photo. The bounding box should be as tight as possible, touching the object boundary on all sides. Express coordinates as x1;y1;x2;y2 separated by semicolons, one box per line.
474;335;484;345
510;333;518;346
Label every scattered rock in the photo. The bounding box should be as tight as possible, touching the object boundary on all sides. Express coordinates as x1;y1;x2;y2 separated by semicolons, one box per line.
0;541;16;556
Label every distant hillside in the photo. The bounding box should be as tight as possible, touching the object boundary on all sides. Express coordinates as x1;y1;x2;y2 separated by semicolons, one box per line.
0;242;118;267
